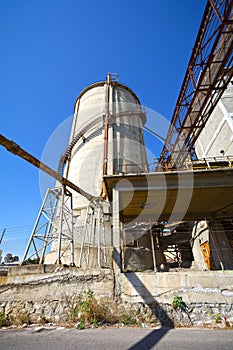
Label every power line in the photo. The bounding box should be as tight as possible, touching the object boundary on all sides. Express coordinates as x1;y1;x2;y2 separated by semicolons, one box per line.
0;226;32;232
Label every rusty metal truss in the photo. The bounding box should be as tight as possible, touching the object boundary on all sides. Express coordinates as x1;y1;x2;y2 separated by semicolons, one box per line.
159;0;233;170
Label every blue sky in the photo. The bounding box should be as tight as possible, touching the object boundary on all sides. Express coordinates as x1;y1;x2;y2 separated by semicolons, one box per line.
0;0;206;259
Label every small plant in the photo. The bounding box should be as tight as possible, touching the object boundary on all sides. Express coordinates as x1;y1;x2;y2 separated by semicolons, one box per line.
72;308;79;320
72;290;104;329
0;312;8;327
91;318;99;328
208;312;222;324
76;318;85;330
120;314;137;325
214;313;222;323
71;290;120;329
172;296;185;310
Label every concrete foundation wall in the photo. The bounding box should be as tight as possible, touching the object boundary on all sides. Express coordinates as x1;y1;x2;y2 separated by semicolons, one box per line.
120;271;233;304
119;271;233;326
0;266;114;324
1;266;233;327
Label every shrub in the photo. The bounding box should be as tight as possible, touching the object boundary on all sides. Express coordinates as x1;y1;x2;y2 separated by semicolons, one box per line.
0;312;8;327
72;290;118;329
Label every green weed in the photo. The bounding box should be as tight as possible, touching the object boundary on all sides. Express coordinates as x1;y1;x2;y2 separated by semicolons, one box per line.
0;312;8;327
172;296;185;310
120;314;137;325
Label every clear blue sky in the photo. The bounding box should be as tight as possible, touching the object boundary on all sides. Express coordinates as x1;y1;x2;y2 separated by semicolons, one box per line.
0;0;206;259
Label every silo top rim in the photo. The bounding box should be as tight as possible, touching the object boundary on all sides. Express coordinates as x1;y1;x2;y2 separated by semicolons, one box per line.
74;80;141;110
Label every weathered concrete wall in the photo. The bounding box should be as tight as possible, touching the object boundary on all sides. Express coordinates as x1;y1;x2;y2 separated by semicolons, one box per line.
1;266;233;327
0;265;114;323
120;270;233;303
119;271;233;326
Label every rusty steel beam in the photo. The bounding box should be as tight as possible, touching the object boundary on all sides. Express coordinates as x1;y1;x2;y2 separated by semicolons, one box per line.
159;0;233;170
103;73;110;176
0;134;99;203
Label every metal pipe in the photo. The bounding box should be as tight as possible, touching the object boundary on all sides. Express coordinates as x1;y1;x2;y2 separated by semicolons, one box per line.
86;207;93;267
79;204;89;267
150;221;157;272
206;219;224;270
103;74;110;175
0;134;100;203
69;192;75;266
56;187;65;264
101;204;107;266
97;205;101;267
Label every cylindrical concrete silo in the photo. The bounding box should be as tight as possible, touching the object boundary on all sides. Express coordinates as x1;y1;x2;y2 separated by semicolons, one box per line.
45;74;148;266
66;74;148;211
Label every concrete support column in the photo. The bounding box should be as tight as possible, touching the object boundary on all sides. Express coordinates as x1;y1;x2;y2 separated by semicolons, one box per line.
112;187;122;297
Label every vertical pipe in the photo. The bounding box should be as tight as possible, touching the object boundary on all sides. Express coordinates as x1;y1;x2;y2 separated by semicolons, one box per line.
87;207;93;267
100;203;107;266
103;74;110;175
150;221;157;272
206;219;224;270
112;188;122;296
70;193;75;266
92;218;97;266
79;205;89;267
122;223;126;271
97;205;101;267
56;187;65;264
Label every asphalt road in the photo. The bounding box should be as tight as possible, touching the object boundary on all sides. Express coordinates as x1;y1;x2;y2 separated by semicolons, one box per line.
0;327;232;350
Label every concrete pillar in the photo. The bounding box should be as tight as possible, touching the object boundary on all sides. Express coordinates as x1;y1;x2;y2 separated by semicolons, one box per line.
192;221;208;270
112;187;121;297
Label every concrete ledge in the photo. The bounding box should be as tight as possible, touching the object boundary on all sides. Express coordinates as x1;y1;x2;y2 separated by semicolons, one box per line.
0;266;114;302
120;271;233;304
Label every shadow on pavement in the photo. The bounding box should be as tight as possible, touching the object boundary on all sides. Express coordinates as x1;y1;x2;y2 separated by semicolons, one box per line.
127;328;171;350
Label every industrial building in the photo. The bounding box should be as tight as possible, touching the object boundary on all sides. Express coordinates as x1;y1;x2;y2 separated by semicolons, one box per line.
0;0;233;327
19;71;233;273
20;0;233;273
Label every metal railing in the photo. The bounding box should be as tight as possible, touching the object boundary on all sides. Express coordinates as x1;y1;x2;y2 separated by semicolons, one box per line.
114;156;233;174
185;155;233;170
